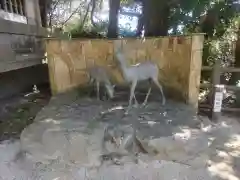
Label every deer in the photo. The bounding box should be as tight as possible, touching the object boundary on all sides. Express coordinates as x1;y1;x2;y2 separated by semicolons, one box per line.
66;53;115;100
114;46;166;113
86;65;116;100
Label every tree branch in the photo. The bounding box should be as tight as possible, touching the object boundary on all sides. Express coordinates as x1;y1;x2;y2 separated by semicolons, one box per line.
90;0;98;27
79;1;92;30
61;3;83;27
49;0;61;27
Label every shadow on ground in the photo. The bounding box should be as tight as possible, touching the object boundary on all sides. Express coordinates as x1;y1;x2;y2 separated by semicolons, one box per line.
0;85;51;141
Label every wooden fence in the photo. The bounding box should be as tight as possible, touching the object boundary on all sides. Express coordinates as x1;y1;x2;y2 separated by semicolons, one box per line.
45;34;205;108
200;59;240;119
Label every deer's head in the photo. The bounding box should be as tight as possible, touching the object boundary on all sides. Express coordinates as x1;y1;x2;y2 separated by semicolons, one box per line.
106;84;116;99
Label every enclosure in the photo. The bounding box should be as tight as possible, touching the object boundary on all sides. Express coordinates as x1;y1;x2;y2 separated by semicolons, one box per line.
2;34;239;179
46;34;204;108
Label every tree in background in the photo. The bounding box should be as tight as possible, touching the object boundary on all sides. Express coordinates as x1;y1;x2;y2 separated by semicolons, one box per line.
107;0;120;38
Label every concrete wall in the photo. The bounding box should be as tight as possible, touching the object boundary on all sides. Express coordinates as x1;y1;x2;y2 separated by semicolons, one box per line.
0;0;49;99
0;18;46;73
46;34;204;108
0;0;46;73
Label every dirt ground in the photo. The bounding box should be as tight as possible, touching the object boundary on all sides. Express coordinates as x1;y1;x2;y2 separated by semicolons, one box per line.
0;89;240;180
0;85;51;141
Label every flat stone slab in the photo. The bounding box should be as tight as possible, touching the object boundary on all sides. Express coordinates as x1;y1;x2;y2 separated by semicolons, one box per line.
20;94;200;166
14;92;240;180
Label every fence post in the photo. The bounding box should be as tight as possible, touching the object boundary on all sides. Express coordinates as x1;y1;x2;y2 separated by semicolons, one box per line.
211;59;224;121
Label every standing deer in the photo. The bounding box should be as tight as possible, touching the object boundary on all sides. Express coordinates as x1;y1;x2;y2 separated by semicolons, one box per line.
114;47;166;113
87;65;115;100
67;53;115;100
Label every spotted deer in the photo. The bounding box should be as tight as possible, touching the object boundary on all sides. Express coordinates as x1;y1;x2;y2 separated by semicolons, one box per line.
114;45;166;113
66;53;115;100
86;65;115;100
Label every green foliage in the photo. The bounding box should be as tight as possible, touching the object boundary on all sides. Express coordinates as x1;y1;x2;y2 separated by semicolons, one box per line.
68;20;106;38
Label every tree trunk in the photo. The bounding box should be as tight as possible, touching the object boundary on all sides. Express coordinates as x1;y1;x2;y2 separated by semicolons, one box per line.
142;0;170;37
235;34;240;106
136;14;144;37
229;29;240;85
107;0;120;38
39;0;47;27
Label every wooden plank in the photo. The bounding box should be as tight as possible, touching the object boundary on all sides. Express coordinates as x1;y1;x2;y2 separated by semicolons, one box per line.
200;83;240;91
200;83;212;88
221;67;240;73
201;66;213;71
225;85;240;91
222;107;240;112
199;104;240;112
202;66;240;73
199;104;212;108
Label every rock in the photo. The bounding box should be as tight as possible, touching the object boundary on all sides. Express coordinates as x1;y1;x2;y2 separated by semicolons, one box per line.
183;153;209;168
148;136;188;162
67;133;89;164
95;160;216;180
42;129;69;161
183;130;209;155
147;131;210;169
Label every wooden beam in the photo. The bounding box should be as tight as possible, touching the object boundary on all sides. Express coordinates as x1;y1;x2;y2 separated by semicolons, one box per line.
202;66;240;73
199;104;240;112
200;83;240;91
221;67;240;73
201;66;213;71
222;107;240;112
200;83;212;88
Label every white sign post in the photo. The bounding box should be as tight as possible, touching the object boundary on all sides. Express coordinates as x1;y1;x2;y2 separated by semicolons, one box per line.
213;91;224;112
212;84;225;120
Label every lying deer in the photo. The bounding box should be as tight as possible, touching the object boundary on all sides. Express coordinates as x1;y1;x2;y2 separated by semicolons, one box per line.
114;47;166;113
87;66;115;100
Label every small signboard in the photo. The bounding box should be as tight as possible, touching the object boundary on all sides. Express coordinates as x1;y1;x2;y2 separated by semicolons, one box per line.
213;88;224;112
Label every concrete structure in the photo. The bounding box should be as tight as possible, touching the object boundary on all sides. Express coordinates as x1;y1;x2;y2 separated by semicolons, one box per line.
0;0;49;98
46;34;204;108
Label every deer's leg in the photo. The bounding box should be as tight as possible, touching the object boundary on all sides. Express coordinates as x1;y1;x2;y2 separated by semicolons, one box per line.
133;93;139;107
96;81;100;100
126;81;137;114
129;81;137;107
152;78;166;105
142;87;152;107
89;77;94;84
88;77;94;97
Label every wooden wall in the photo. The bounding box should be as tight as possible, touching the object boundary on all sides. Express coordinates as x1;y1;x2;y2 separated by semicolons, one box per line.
46;34;204;108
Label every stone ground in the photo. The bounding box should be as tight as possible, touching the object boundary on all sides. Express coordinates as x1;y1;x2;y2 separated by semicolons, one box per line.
0;85;51;141
0;90;240;180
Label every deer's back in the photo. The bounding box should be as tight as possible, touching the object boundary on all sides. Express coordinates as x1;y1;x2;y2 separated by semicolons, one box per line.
128;61;159;80
88;66;110;82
